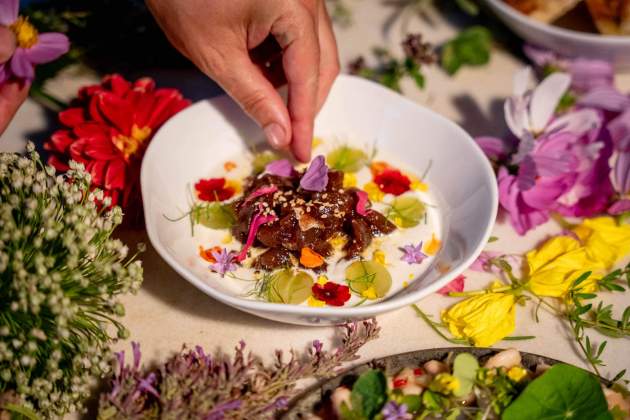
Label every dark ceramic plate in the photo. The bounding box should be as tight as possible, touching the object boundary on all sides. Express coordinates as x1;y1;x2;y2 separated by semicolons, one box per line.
281;347;597;419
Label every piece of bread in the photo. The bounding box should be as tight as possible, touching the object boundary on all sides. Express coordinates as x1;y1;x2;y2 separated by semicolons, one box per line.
504;0;584;23
585;0;630;34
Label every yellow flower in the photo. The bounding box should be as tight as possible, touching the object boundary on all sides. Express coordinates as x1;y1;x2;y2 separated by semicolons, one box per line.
430;373;460;395
424;234;441;256
362;285;378;300
328;234;348;250
408;175;429;192
225;179;242;194
312;137;323;148
307;296;326;307
372;249;386;265
507;366;528;383
441;292;516;347
526;236;602;298
572;217;630;269
317;275;328;286
343;173;357;188
363;182;384;202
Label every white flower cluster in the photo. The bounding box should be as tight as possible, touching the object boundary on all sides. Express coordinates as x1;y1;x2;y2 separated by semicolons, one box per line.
0;144;143;417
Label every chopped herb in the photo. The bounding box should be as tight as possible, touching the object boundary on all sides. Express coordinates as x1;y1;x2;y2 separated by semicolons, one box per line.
441;26;492;75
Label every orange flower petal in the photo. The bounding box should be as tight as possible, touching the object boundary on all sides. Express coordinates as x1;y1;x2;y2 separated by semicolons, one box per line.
199;245;222;263
300;247;325;268
424;234;441;256
224;161;237;172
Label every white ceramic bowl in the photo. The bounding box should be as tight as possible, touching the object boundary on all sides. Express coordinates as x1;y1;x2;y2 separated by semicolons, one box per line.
483;0;630;69
141;74;497;326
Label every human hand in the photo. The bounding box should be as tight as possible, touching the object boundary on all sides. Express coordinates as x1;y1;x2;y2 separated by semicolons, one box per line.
146;0;340;162
0;26;29;136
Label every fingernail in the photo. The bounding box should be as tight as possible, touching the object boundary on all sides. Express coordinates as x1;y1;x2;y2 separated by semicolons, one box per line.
264;123;287;149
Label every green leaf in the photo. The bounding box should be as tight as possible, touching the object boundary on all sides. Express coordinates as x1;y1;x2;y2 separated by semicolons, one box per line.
455;0;479;15
488;236;499;243
440;42;461;75
502;364;612;420
350;370;388;419
252;150;281;174
327;145;369;173
193;203;236;229
441;26;492;76
452;353;479;397
400;394;422;413
387;195;426;228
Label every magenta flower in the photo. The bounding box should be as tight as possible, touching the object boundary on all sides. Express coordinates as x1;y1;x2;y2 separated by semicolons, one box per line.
437;274;465;296
0;0;69;83
400;242;427;265
265;159;295;177
300;155;328;192
209;248;237;277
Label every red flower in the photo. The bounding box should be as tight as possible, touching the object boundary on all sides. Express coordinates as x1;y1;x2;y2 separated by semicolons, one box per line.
437;274;466;296
195;178;236;202
45;74;190;216
374;169;411;196
311;282;351;306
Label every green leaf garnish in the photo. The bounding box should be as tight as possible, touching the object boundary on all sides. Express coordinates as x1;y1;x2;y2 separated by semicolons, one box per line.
452;353;479;397
387;195;426;228
349;370;387;419
251;150;281;174
267;269;314;305
503;364;611;420
441;26;492;75
192;203;236;229
327;145;369;173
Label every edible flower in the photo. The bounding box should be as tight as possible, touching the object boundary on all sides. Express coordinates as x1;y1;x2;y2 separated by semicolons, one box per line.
307;295;326;307
194;177;235;202
430;373;461;395
300;247;325;268
199;245;222;263
0;0;70;83
234;209;278;262
243;185;278;205
441;292;516;347
300;155;328;192
374;169;411;196
424;234;441;255
363;182;385;202
437;275;465;296
265;159;295;177
507;366;528;383
355;190;369;216
311;281;351;306
370;161;393;176
372;249;386;265
609;150;630;215
572;217;630;269
342;172;357;188
361;286;378;300
400;242;427;265
223;161;237;171
209;248;237;277
381;401;412;420
525;235;602;298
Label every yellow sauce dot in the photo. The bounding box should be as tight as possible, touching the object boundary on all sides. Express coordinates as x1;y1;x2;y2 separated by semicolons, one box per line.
402;281;409;288
224;161;237;172
408;273;414;279
221;233;233;244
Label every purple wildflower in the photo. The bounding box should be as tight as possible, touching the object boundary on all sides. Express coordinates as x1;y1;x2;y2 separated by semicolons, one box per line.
300;155;328;192
0;0;69;83
209;248;237;277
400;242;427;265
265;158;295;177
381;401;412;420
204;400;242;420
609;151;630;215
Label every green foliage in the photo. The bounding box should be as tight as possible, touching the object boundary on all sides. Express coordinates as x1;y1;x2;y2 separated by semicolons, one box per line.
503;364;611;420
347;370;388;419
441;26;493;75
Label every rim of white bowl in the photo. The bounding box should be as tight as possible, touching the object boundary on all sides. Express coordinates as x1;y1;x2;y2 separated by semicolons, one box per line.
140;74;498;318
484;0;630;45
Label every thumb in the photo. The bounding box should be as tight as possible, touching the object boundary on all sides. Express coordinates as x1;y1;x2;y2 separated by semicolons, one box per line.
0;80;30;136
209;51;292;150
0;26;16;64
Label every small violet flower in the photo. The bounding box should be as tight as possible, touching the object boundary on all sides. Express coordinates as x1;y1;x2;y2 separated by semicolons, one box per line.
209;248;237;277
300;155;328;192
265;159;295;177
381;401;412;420
400;242;427;265
0;0;70;83
609;151;630;215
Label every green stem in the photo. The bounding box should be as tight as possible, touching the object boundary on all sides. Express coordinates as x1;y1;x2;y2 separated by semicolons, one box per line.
411;304;467;345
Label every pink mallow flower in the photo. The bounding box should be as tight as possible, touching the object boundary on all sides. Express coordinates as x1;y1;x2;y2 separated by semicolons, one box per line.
0;0;69;83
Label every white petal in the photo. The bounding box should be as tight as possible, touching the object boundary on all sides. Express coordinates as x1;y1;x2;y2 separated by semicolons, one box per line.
513;66;533;97
546;109;602;136
504;97;528;139
529;72;571;133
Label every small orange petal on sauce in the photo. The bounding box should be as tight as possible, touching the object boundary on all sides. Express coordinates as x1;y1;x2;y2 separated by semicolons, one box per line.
424;234;441;256
199;245;222;263
224;161;237;171
300;247;325;268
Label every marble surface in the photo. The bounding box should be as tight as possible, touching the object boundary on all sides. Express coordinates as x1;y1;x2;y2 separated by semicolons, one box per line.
1;1;629;417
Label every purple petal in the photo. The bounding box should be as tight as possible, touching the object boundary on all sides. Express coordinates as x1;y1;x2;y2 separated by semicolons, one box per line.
546;109;602;137
578;86;630;112
9;48;33;80
608;109;630;151
498;166;551;235
0;0;18;26
300;155;328;192
516;155;537;190
523;44;558;67
131;341;141;370
475;136;510;160
612;151;630;194
24;32;70;64
568;58;614;93
608;199;630;215
265;158;295;177
511;132;536;165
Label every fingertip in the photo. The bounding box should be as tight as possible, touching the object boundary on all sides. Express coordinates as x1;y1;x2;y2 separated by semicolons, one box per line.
264;122;290;149
291;125;313;163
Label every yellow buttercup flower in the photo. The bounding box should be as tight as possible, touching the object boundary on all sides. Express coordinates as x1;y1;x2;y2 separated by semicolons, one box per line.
526;235;602;298
408;175;429;192
307;296;326;307
372;249;386;265
572;217;630;269
441;292;516;347
343;173;357;188
363;182;384;202
507;366;528;383
430;373;460;395
361;285;378;300
317;275;328;286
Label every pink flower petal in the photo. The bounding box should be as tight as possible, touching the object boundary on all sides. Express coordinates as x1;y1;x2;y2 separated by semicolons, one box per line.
608;199;630;215
568;58;614;93
0;0;18;26
234;211;278;262
469;251;501;272
243;185;278;205
265;159;295;177
612;151;630;195
24;32;70;64
437;275;465;296
9;48;34;80
546;109;602;138
578;86;630;112
608;109;630;152
355;190;369;216
529;72;571;133
300;155;328;192
475;136;511;160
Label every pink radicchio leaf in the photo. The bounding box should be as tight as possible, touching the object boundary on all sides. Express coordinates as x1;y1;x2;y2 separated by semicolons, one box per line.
355;190;369;216
234;211;278;262
265;159;295;177
300;155;328;192
437;275;465;296
243;185;278;205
